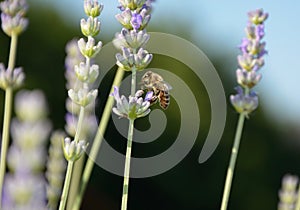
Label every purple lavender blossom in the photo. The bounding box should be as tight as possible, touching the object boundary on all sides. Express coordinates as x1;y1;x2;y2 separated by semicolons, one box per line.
0;0;28;17
113;28;150;50
248;9;268;25
278;174;298;209
3;173;47;209
0;0;29;37
236;68;262;89
115;47;152;71
111;86;152;119
130;12;143;30
0;63;25;90
230;9;268;115
3;90;50;209
230;87;258;117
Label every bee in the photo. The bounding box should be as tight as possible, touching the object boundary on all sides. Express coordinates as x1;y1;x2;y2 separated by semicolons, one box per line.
141;71;171;110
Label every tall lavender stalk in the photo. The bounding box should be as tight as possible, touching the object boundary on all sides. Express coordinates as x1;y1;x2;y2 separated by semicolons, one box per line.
64;39;98;209
0;0;27;207
46;131;67;210
3;90;51;210
110;1;154;209
58;1;102;210
220;9;268;210
70;1;154;209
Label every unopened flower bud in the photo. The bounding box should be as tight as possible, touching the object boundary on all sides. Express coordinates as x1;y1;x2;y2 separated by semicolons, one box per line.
62;137;88;162
1;13;28;36
74;62;99;84
78;36;102;58
68;87;98;107
84;0;103;17
0;64;25;90
81;16;101;37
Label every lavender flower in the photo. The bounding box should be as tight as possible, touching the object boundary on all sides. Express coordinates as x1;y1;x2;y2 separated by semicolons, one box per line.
0;63;25;90
230;8;268;115
46;131;67;210
0;0;28;36
113;1;155;210
111;86;152;119
3;90;51;209
74;62;99;84
84;0;103;18
230;87;258;117
68;87;98;107
114;0;153;72
113;28;150;50
278;174;299;210
116;47;152;71
130;11;143;30
3;174;47;210
248;9;269;25
118;0;146;10
59;2;103;208
80;16;101;37
0;0;28;16
78;36;102;58
14;89;48;121
62;137;89;162
221;10;268;210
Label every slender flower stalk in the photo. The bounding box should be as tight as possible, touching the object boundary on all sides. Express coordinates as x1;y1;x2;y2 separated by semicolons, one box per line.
71;1;154;210
58;1;102;210
71;67;124;210
64;39;98;209
122;119;134;210
111;1;154;209
220;9;268;210
0;0;27;207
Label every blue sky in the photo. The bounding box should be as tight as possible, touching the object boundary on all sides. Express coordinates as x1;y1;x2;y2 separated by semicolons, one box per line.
42;0;300;125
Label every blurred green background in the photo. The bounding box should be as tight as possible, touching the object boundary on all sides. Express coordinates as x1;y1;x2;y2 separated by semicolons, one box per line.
1;1;300;210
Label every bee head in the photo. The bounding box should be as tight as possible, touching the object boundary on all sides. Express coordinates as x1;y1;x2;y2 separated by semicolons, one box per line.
141;71;153;85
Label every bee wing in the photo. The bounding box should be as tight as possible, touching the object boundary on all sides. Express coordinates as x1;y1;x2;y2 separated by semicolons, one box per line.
153;81;172;91
159;81;172;91
163;81;172;91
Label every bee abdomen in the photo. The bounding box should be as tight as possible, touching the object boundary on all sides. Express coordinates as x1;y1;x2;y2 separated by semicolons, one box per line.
158;90;170;109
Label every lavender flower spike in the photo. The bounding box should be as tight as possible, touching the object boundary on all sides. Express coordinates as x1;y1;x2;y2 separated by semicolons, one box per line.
230;8;268;115
3;90;50;209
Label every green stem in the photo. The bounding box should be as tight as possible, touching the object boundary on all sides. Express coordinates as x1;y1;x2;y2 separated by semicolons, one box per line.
59;161;74;210
8;33;18;70
59;106;85;210
0;33;18;208
71;68;124;210
75;107;85;144
131;67;136;96
220;113;246;210
66;155;85;210
0;88;13;208
121;119;134;210
121;67;137;210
